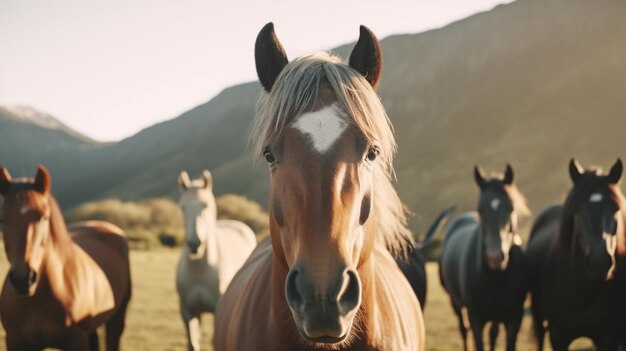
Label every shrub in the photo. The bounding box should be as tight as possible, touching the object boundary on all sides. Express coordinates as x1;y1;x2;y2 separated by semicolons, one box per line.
65;195;269;249
216;194;269;240
66;198;183;249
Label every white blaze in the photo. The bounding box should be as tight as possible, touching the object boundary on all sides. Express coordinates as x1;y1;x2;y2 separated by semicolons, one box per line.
590;193;603;202
490;199;500;211
292;105;348;154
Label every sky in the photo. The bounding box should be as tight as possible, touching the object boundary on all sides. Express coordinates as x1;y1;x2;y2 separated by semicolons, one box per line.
0;0;513;142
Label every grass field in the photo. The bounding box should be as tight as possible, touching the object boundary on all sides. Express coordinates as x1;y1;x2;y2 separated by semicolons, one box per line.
0;248;595;350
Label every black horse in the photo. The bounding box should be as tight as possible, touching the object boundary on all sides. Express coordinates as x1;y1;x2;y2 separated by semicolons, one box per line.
527;159;626;350
396;206;455;310
439;164;529;351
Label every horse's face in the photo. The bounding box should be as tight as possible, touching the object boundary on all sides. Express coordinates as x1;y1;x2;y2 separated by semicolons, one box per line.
266;100;377;344
569;159;623;281
475;164;520;271
178;170;216;258
0;166;51;296
255;24;384;345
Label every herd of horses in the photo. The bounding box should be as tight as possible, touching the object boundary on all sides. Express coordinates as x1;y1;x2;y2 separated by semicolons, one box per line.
0;22;625;351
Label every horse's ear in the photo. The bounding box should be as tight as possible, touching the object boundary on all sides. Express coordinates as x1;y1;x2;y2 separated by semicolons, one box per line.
569;158;584;184
255;22;289;92
179;171;191;190
202;170;213;190
0;167;12;196
349;25;382;89
503;164;514;185
608;158;623;185
34;165;51;194
474;165;487;190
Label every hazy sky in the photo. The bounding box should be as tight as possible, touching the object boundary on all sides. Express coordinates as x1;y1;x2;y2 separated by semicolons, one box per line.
0;0;513;142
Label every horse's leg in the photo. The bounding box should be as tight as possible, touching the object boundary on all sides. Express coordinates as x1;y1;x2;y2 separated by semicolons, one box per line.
105;295;130;351
89;331;100;351
489;322;499;351
452;303;469;351
505;307;523;351
530;295;546;351
181;303;202;351
469;314;485;351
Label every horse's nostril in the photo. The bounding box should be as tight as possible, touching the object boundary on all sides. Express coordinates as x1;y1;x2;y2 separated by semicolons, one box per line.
338;269;361;312
28;270;37;285
285;269;304;310
187;240;200;253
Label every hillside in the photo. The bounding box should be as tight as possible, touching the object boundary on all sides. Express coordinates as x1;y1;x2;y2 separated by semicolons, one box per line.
0;106;102;183
4;0;626;235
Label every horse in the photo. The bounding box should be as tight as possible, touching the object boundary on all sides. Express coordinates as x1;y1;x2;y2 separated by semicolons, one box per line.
527;159;626;350
214;23;424;351
175;170;256;351
439;164;529;351
0;165;131;351
396;206;455;310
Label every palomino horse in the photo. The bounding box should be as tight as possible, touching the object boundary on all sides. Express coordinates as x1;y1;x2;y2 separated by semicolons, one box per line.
214;23;424;351
439;165;529;351
176;170;256;351
0;166;131;351
527;159;626;350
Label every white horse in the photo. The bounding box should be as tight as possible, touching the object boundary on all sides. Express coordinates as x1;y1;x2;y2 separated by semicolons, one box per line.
175;170;256;351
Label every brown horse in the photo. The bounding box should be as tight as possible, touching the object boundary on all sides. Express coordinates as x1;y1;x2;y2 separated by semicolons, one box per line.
0;166;131;351
214;23;424;351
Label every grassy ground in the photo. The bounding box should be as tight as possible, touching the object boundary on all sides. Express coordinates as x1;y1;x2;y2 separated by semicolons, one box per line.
0;250;595;350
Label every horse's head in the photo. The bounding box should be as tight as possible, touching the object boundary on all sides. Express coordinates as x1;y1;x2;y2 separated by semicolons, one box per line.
178;170;216;258
0;166;52;296
565;158;624;281
253;23;408;346
474;164;529;271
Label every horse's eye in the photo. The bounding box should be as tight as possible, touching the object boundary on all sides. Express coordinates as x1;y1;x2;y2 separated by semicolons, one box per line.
366;147;380;162
264;150;276;166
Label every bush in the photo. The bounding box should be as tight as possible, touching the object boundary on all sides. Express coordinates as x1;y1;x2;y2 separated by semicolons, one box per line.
216;194;269;240
65;195;269;249
66;198;184;249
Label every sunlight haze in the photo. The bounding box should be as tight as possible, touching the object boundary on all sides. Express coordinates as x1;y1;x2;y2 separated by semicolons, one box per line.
0;0;513;141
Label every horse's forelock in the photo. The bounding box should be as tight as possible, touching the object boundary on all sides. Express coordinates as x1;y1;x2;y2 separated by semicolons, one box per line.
251;52;411;255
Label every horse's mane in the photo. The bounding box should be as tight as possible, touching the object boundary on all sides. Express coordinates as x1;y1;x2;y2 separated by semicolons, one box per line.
559;168;626;253
250;52;412;255
2;180;72;256
507;183;531;218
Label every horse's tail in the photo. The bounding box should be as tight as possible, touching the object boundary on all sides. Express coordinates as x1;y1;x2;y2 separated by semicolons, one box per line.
416;205;456;250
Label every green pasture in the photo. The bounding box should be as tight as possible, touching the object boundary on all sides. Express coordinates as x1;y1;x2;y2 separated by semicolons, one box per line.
0;247;595;350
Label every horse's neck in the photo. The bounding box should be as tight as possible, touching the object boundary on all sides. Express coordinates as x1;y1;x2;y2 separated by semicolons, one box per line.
190;213;220;268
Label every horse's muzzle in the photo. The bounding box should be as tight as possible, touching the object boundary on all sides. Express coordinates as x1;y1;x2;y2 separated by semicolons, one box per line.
285;264;361;343
8;267;37;295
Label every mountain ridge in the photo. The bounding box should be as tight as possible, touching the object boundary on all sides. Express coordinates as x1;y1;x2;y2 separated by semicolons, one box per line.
3;0;626;234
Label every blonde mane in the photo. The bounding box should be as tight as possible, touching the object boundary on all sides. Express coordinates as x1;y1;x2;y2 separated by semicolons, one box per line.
250;52;412;254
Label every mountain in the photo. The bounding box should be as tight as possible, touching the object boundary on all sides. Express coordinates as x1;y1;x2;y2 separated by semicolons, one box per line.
0;106;103;183
3;0;626;235
53;82;268;207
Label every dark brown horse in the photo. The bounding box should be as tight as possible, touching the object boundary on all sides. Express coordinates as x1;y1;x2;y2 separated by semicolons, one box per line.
214;23;424;350
0;166;131;351
527;159;626;350
439;164;529;351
